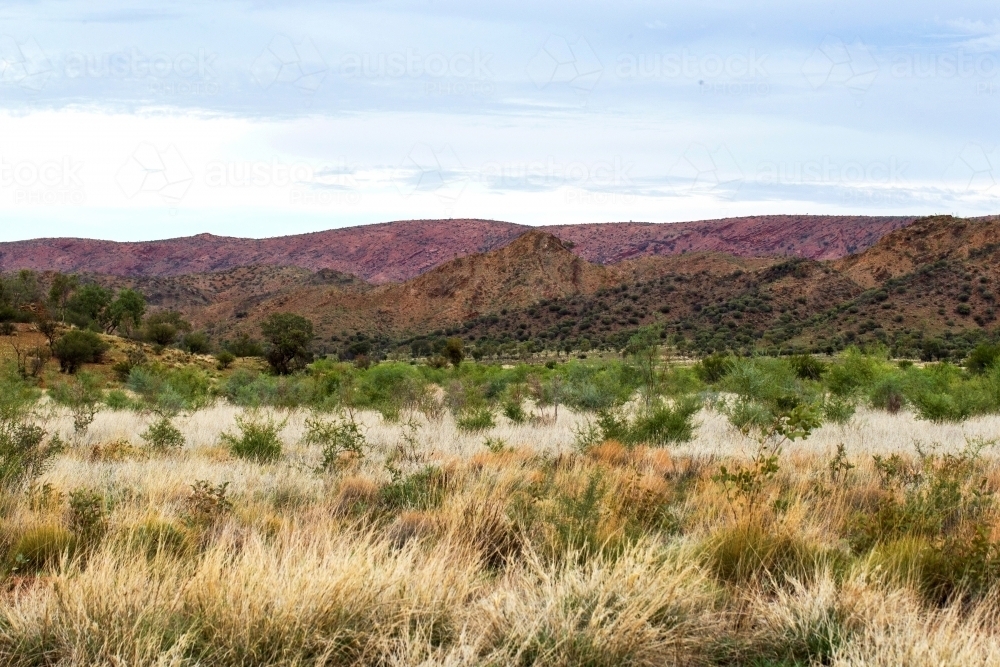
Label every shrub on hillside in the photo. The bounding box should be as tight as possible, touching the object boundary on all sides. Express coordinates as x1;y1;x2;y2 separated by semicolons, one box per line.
52;330;109;373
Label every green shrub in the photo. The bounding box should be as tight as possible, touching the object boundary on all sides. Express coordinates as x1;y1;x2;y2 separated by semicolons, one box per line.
220;412;285;462
790;354;826;381
966;343;1000;375
822;396;856;425
456;407;496;433
181;331;211;354
68;488;107;544
0;372;54;492
378;466;448;512
593;396;701;447
302;414;366;472
215;350;236;370
695;353;732;383
629;396;701;445
141;416;185;451
502;400;527;424
52;330;109;373
50;372;104;437
103;389;138;411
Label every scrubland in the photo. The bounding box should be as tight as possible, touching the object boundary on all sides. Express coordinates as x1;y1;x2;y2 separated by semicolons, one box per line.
4;347;1000;665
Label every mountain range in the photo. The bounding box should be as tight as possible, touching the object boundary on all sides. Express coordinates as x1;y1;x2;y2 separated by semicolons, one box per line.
7;213;1000;360
0;215;916;283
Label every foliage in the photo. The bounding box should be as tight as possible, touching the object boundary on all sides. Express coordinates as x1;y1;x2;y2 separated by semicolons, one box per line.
456;407;496;433
220;411;285;462
303;414;366;472
68;488;107;543
141;416;185;451
52;330;109;373
261;313;315;375
49;372;104;438
0;371;56;492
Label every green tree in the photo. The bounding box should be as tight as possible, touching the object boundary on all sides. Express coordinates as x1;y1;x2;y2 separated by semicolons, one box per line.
624;325;663;408
108;289;146;337
52;330;110;374
261;313;314;375
444;337;465;367
66;284;113;330
47;273;78;322
143;311;191;348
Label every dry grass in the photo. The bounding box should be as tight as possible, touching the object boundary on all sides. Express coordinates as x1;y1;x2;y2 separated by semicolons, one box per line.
2;404;1000;665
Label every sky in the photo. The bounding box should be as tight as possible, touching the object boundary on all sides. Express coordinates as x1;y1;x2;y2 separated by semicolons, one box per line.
0;0;998;241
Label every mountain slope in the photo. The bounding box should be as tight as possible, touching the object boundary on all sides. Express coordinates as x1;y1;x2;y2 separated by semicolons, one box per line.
0;215;920;282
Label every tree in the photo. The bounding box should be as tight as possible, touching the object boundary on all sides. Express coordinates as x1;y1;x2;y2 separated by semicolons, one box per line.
261;313;314;375
109;289;146;337
52;330;110;374
444;337;464;367
48;273;79;322
625;325;664;408
143;310;192;348
66;283;114;330
224;333;264;358
181;331;211;354
966;344;1000;375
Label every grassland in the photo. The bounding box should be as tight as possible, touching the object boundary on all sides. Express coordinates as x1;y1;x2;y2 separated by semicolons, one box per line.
3;342;1000;665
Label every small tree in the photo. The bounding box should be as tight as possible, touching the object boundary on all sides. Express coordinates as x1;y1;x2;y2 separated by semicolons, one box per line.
52;330;110;374
47;273;78;322
143;311;191;348
444;337;464;367
625;325;663;408
109;289;146;337
261;313;314;375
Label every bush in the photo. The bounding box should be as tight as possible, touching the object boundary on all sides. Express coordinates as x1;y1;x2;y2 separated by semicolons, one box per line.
141;416;185;451
695;353;732;383
790;354;826;381
595;396;701;447
52;330;109;373
68;488;107;544
966;344;1000;375
223;333;264;358
215;350;235;370
502;400;527;424
220;412;285;462
129;518;191;559
0;374;55;492
705;523;830;585
629;396;701;445
456;407;496;433
302;415;366;472
181;331;211;354
183;480;232;528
